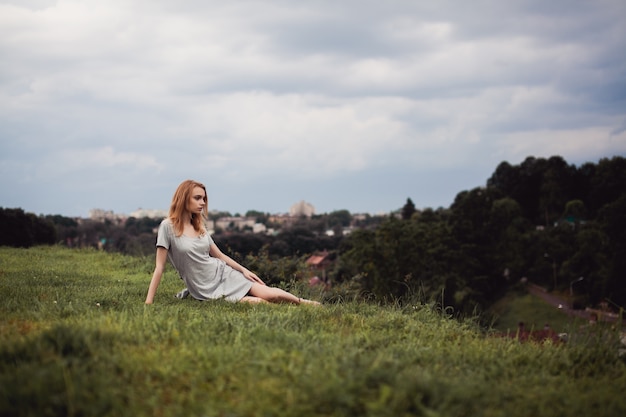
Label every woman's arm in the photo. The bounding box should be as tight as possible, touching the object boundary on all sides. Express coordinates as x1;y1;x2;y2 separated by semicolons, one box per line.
209;243;266;285
145;246;169;304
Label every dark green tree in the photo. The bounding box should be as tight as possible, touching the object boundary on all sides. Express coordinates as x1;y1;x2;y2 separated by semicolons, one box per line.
245;210;269;224
448;187;506;307
588;156;626;216
327;210;352;228
598;194;626;307
401;198;416;220
0;208;56;247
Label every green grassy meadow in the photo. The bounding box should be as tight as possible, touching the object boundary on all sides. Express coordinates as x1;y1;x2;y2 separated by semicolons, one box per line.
1;246;625;417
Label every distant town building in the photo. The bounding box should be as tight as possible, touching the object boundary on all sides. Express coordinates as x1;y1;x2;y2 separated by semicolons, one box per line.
129;208;168;219
215;216;257;232
268;214;293;225
325;227;354;237
306;250;333;288
290;200;315;217
88;209;126;224
252;223;267;234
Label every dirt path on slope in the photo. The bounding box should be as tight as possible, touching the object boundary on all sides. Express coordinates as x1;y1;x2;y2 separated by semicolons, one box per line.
526;283;623;326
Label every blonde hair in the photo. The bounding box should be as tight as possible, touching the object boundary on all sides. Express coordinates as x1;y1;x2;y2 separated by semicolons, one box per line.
168;179;208;236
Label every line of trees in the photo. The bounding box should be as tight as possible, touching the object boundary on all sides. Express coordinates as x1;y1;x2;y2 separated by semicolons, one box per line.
0;206;349;258
334;155;626;315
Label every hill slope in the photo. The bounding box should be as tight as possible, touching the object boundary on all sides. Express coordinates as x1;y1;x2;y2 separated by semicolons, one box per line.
1;246;625;417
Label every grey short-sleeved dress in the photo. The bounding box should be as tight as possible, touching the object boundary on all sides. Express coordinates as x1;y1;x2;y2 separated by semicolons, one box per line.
156;219;253;302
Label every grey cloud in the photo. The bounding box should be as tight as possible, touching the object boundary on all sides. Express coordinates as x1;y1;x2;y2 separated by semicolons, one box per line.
1;0;625;216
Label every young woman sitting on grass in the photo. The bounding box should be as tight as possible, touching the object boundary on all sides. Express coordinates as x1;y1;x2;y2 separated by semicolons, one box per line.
145;179;320;306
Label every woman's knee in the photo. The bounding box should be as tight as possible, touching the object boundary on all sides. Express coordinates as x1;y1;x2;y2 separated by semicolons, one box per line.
249;283;273;300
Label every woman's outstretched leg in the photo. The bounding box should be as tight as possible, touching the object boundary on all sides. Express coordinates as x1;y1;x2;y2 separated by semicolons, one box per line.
247;283;320;305
239;295;268;304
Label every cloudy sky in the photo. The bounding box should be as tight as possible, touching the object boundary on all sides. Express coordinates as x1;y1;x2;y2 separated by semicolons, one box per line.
1;0;625;217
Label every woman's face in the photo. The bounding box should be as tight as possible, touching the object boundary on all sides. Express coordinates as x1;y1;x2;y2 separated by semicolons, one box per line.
187;186;207;214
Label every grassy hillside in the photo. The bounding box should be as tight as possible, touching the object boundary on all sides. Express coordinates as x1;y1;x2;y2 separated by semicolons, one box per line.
1;246;625;417
488;291;587;334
